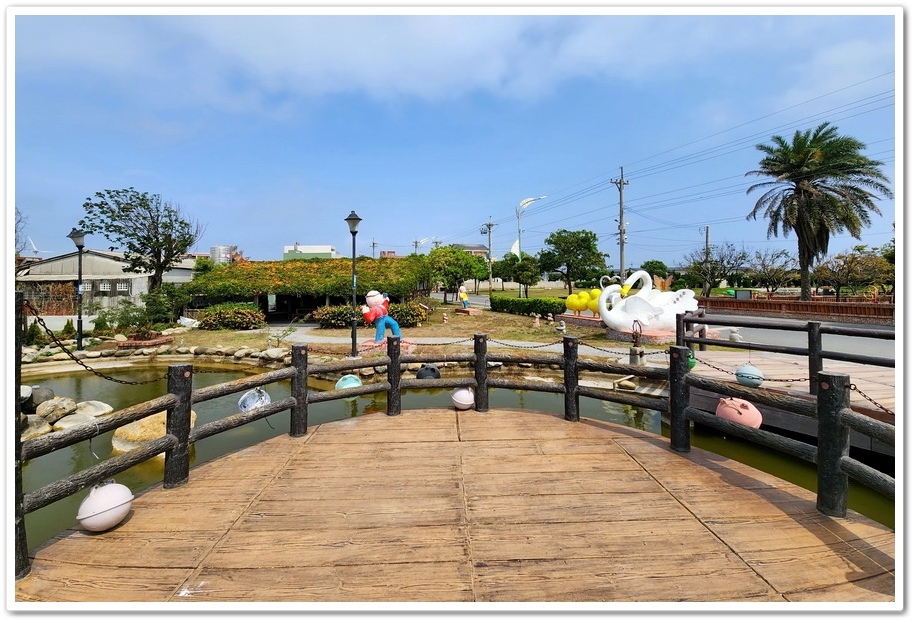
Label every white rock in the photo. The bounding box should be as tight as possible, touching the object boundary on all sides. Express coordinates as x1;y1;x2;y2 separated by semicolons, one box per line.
74;400;114;417
53;412;99;430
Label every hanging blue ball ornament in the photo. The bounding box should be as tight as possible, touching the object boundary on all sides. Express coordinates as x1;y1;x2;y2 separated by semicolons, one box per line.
735;363;764;387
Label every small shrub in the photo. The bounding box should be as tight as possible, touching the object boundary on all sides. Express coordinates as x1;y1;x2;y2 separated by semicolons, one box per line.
91;313;111;333
60;318;76;338
25;319;45;346
309;305;360;329
196;302;266;330
489;295;567;318
388;301;428;328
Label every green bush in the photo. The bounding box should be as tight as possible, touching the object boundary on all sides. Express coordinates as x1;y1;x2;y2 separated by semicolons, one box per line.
25;319;45;346
309;305;361;329
489;295;567;318
309;302;429;329
60;318;76;338
388;301;429;328
196;302;266;330
91;314;111;333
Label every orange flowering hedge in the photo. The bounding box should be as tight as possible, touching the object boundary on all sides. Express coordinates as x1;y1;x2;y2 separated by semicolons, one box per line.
185;256;431;299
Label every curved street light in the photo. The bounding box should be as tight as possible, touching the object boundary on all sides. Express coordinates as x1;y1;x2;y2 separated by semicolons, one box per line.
515;196;546;296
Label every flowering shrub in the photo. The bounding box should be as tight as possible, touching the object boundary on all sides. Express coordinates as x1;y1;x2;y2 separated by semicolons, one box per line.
196;303;266;330
309;301;429;329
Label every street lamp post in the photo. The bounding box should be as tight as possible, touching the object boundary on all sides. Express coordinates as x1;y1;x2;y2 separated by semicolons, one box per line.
345;211;362;358
67;228;86;350
515;196;546;297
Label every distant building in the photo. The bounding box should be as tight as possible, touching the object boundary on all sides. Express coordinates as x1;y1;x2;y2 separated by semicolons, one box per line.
15;249;197;312
283;243;340;260
379;250;399;258
454;243;490;259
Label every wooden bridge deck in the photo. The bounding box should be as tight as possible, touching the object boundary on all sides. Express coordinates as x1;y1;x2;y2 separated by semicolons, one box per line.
14;408;896;606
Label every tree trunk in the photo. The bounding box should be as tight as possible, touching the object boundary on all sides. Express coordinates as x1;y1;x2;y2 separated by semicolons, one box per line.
798;240;812;301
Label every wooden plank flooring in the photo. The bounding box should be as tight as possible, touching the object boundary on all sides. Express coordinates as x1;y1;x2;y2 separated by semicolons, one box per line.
13;408;896;606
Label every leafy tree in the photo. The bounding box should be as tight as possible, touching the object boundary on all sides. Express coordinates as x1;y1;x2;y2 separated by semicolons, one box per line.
427;245;476;303
80;187;205;291
515;255;542;298
537;229;607;295
640;260;669;281
490;253;518;291
746;121;892;300
682;242;749;297
467;254;490;294
193;256;216;275
746;249;798;294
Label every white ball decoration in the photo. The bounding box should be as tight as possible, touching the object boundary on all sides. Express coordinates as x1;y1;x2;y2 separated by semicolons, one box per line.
76;481;134;532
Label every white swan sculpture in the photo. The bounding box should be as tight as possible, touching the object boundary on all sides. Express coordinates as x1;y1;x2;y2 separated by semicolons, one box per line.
598;271;698;332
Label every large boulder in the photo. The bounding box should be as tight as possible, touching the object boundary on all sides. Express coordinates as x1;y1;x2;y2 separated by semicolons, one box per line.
74;400;115;417
112;409;197;457
36;396;78;424
22;386;55;414
53;412;99;431
21;414;52;441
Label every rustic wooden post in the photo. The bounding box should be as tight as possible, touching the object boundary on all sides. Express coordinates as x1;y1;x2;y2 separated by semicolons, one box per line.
676;312;685;346
15;291;31;579
669;345;692;452
474;333;489;412
163;364;193;489
816;371;850;518
563;336;579;421
387;335;401;416
807;321;823;396
290;344;309;436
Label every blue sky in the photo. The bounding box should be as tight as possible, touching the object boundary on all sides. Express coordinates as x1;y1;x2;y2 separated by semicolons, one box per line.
9;4;900;273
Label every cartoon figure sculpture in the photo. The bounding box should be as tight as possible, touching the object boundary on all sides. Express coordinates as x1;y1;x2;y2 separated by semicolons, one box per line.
458;286;470;309
361;290;402;343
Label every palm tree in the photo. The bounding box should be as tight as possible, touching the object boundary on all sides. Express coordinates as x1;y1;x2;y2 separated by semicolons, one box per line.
746;122;892;300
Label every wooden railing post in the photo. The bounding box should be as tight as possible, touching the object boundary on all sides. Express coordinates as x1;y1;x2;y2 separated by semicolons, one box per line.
387;335;401;416
807;321;823;396
474;333;489;412
669;345;692;453
676;312;686;346
290;344;309;436
15;291;30;580
563;336;579;422
163;364;193;489
816;371;850;518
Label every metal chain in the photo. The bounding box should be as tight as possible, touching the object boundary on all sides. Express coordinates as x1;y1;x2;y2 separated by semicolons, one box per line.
848;383;894;416
21;300;168;385
578;341;633;357
488;338;565;349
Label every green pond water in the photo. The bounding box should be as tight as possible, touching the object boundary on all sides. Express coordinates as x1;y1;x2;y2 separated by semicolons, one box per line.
19;365;894;551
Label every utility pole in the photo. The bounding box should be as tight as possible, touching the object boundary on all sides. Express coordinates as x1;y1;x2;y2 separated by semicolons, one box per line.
612;166;629;281
705;225;710;262
480;218;497;294
371;238;378;258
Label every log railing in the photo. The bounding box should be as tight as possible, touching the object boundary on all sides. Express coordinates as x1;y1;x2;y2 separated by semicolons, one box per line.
13;292;894;580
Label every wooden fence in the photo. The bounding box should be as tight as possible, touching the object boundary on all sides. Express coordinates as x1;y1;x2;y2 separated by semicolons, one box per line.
13;291;895;580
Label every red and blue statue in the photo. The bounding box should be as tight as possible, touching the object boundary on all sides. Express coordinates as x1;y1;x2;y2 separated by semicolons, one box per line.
361;290;402;343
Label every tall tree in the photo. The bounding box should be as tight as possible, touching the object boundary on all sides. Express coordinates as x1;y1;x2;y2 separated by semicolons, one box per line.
537;229;607;295
427;245;476;303
80;188;204;291
746;249;798;294
15;207;27;256
745;121;892;300
682;242;749;297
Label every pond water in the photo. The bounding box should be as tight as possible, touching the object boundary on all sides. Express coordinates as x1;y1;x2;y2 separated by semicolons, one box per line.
19;365;894;551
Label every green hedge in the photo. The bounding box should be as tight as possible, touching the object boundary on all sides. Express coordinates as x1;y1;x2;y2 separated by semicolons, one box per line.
309;302;429;330
489;294;568;317
196;302;266;330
